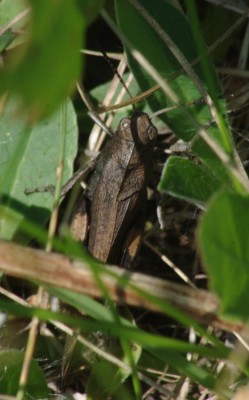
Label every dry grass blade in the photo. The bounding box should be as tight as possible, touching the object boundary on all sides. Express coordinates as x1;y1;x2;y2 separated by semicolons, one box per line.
0;240;245;334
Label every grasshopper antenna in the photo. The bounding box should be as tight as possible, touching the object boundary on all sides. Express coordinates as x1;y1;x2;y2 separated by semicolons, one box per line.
150;92;240;120
101;49;136;111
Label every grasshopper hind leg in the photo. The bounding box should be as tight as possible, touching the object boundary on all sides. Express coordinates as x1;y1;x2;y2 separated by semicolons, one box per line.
70;194;89;243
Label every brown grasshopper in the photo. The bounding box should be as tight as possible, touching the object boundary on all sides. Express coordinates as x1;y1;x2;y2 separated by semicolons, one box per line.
70;111;157;268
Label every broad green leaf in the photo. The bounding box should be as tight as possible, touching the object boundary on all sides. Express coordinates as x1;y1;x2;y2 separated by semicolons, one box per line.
0;0;86;120
115;0;233;186
198;191;249;319
87;358;137;400
0;349;49;398
0;0;27;26
158;156;220;208
0;0;28;51
0;97;78;240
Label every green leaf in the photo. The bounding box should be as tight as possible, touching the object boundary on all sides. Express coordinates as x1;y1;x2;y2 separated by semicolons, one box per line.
0;349;49;398
86;359;136;400
158;156;220;207
0;0;86;120
0;0;27;27
198;191;249;320
49;287;119;322
0;30;16;52
115;0;233;185
79;0;105;25
0;97;78;240
0;0;28;51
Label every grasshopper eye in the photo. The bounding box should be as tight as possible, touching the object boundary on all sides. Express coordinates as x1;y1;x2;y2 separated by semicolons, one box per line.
120;118;130;130
119;118;133;140
148;126;157;141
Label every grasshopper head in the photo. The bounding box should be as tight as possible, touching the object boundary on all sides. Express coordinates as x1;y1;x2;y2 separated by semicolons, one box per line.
118;112;157;145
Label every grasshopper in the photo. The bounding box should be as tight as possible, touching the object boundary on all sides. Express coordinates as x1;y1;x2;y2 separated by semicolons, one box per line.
70;111;157;268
